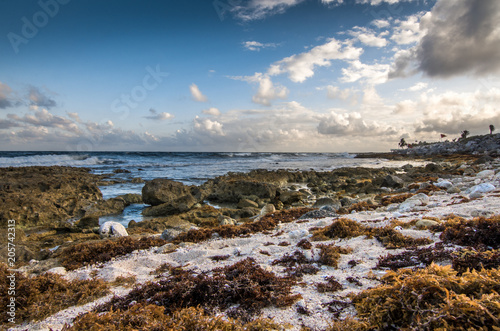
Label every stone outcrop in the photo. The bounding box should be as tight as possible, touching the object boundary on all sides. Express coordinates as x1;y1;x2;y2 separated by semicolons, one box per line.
395;133;500;156
0;166;105;228
142;179;205;216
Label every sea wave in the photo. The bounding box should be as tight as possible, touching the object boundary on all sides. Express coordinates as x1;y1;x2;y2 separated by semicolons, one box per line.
0;154;104;167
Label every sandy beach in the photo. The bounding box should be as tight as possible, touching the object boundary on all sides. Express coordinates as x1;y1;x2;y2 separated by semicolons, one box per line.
2;151;499;330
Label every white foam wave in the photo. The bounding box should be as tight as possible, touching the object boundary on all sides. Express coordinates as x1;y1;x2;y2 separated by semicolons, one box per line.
0;154;103;167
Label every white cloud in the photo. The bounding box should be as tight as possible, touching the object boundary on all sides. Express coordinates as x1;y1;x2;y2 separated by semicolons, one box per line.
326;85;359;104
231;73;288;106
391;14;426;45
202;107;221;116
28;86;57;109
189;83;208;102
193;116;225;136
341;60;390;85
349;27;388;47
393;99;417;114
269;38;363;83
144;108;175;120
243;41;277;51
372;19;390;29
317;110;397;136
406;82;428;92
229;0;306;21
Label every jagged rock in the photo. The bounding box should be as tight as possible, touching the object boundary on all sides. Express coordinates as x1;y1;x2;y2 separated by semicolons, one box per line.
0;166;104;228
142;178;202;206
383;175;405;188
131;177;145;183
279;190;308;204
299;209;337;219
237;199;259;209
99;221;128;238
207;180;277;203
425;163;442;172
84;197;127;217
160;228;184;241
142;195;198;216
117;193;143;205
76;216;99;229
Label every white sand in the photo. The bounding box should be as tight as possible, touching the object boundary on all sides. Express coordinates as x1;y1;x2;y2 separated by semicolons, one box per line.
10;161;500;331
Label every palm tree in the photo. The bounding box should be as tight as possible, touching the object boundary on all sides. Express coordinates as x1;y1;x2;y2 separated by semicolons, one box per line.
398;138;407;148
461;130;469;140
490;124;495;135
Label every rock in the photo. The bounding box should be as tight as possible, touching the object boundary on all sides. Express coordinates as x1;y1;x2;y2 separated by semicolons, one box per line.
208;180;277;203
84;197;127;217
142;195;198;216
160;228;184;241
131;177;145;183
399;193;429;212
289;229;309;239
313;197;342;210
237;199;259;209
434;179;453;189
99;221;128;238
382;175;405;188
425;163;442;172
279;190;308;204
46;267;67;276
260;204;276;215
142;178;202;206
218;214;237;226
113;169;131;173
76;216;99;229
447;186;461;194
340;197;356;207
299;209;337;219
0;166;104;228
157;243;178;253
118;193;143;205
415;219;439;228
469;183;495;197
476;170;495;178
470;209;494;218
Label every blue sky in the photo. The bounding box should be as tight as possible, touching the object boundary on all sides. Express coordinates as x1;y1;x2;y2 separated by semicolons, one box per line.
1;0;499;152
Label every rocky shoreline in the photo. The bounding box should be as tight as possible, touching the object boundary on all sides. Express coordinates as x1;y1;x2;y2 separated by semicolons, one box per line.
1;141;500;330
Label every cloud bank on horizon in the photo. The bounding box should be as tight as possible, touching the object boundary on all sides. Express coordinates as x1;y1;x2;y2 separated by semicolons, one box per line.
0;0;499;152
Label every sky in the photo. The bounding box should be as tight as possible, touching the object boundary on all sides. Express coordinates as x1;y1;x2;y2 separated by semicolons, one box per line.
0;0;499;152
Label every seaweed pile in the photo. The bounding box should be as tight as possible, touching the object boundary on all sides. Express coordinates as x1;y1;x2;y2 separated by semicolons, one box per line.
311;218;432;248
86;258;300;325
59;236;167;270
0;263;109;326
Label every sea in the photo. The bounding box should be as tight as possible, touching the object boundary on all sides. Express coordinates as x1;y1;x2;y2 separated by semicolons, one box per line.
0;151;425;227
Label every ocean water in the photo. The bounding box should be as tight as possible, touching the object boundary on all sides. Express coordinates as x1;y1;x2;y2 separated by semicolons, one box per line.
0;151;425;227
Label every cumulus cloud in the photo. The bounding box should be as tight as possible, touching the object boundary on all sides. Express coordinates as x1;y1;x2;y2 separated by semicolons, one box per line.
193;116;225;136
326;85;359;104
414;88;500;134
243;41;277;51
389;0;500;79
144;108;175;120
28;86;57;109
341;60;390;85
317;110;397;136
268;38;363;83
231;73;288;106
348;27;388;47
417;0;500;77
189;83;208;102
391;14;425;45
202;107;221;116
372;19;390;28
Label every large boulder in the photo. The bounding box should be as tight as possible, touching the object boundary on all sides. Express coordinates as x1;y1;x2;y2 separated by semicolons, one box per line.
142;178;202;206
208;180;277;203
